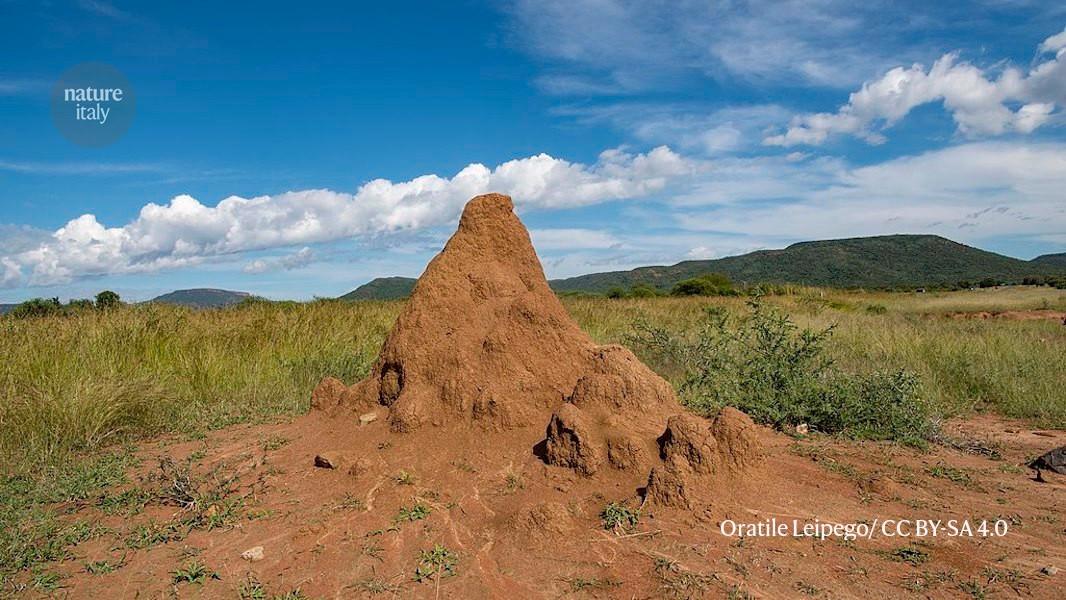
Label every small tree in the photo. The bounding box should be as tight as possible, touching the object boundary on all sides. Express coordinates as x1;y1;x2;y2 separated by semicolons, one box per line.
670;273;735;296
10;297;63;319
95;290;121;310
66;298;95;311
629;283;660;298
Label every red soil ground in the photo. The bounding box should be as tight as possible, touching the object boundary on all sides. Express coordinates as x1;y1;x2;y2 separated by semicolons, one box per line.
34;413;1065;598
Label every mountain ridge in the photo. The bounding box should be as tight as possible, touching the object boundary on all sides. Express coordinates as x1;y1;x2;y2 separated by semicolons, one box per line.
342;234;1066;299
150;288;252;308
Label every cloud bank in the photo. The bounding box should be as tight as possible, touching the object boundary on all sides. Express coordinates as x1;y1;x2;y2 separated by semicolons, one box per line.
0;147;691;287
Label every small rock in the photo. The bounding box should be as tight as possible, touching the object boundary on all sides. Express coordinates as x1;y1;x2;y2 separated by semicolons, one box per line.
795;423;809;435
359;412;378;426
241;546;264;562
1042;565;1059;576
314;453;340;469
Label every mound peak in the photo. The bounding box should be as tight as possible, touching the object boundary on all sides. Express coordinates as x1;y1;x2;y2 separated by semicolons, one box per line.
312;193;761;502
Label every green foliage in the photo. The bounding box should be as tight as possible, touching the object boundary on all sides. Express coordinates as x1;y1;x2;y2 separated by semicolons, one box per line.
551;234;1066;293
151;288;248;308
237;575;267;600
628;297;933;446
629;283;661;298
671;273;736;296
0;449;136;588
605;283;662;299
66;298;95;311
414;544;458;583
171;558;216;585
9;297;63;319
394;502;431;523
600;501;640;532
94;290;121;310
0;300;390;472
341;276;417;301
6;292;123;319
84;559;121;575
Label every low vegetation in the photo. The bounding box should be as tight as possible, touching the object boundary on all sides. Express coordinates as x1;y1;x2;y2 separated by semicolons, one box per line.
600;501;641;533
0;299;389;471
628;297;933;445
0;286;1063;474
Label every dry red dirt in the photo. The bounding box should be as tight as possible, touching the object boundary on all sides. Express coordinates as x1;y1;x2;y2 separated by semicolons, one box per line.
36;414;1066;599
21;195;1066;598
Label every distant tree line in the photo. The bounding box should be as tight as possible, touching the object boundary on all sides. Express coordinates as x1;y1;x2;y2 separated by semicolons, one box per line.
600;272;1066;298
602;273;798;299
6;291;122;319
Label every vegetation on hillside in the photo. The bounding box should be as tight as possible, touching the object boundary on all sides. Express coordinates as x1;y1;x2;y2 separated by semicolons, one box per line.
342;236;1066;300
150;288;252;308
340;276;417;301
551;234;1066;294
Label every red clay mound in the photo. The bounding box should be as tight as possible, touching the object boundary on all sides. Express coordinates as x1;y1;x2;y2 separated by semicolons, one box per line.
312;192;761;501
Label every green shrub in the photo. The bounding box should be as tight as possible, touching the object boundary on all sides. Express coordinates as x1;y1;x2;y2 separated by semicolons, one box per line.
66;299;95;311
629;284;660;298
94;290;121;310
670;273;736;297
9;298;63;319
628;297;933;446
600;501;640;532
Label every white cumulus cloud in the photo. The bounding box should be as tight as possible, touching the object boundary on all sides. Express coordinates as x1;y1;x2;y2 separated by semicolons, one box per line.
1;147;693;288
764;27;1066;146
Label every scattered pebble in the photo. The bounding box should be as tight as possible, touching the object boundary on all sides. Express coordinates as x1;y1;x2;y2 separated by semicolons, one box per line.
241;546;264;562
359;412;378;426
795;423;809;435
1042;565;1059;576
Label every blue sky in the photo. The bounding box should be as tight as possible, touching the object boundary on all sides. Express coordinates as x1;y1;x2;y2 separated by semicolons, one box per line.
1;0;1065;302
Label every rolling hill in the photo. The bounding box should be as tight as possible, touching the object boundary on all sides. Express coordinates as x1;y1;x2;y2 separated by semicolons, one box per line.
1031;252;1066;269
0;304;15;316
342;234;1066;299
150;288;252;308
339;276;418;301
552;235;1066;293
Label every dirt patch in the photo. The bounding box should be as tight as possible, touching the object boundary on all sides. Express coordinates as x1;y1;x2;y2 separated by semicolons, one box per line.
28;414;1066;598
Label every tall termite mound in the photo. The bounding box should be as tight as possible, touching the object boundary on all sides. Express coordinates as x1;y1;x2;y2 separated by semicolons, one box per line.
312;193;761;506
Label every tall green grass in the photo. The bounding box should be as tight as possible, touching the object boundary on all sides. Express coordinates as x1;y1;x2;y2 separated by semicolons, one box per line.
0;300;396;471
1;287;1063;473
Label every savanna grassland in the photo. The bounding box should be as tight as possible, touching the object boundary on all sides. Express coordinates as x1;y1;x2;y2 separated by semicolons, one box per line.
2;286;1064;474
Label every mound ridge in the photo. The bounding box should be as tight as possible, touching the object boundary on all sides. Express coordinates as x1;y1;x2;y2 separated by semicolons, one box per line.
312;193;761;503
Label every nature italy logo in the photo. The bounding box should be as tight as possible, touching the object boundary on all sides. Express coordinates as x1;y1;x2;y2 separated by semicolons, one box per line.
50;62;136;147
